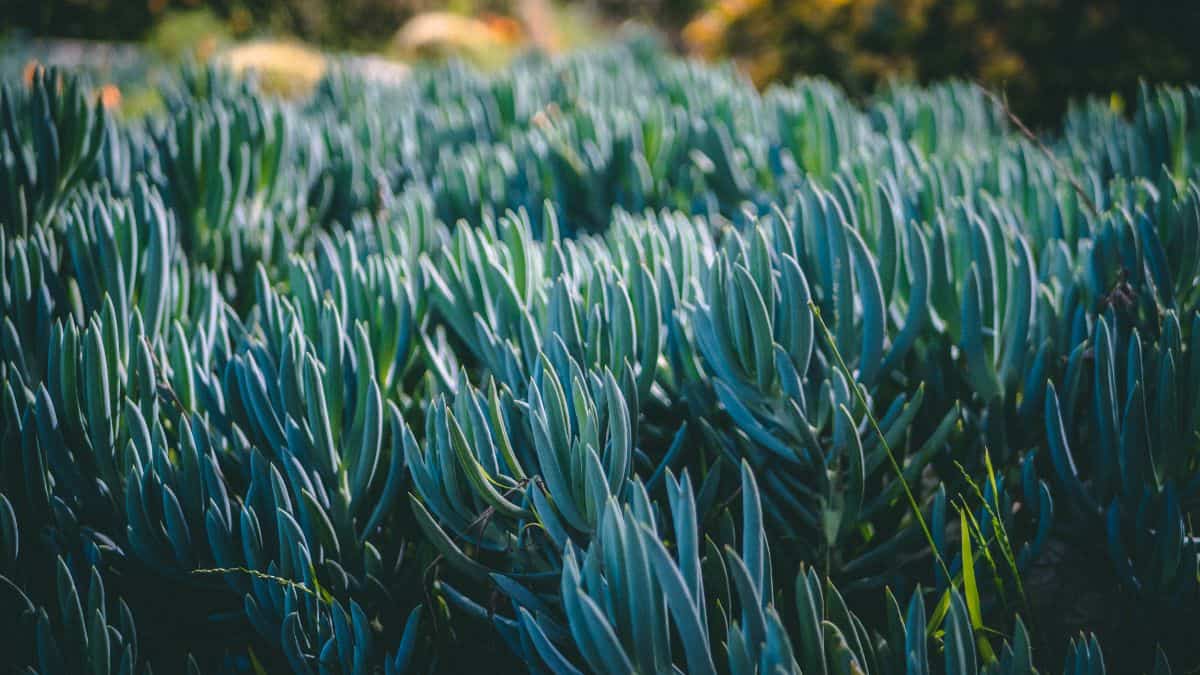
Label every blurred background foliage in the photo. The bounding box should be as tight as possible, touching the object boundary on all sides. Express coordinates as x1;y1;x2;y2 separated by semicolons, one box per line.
4;0;1200;124
682;0;1200;125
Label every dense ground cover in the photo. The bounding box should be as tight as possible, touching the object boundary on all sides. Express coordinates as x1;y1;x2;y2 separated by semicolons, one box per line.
2;36;1199;673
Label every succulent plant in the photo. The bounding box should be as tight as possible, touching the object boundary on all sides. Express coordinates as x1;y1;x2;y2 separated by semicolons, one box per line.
1;40;1198;674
